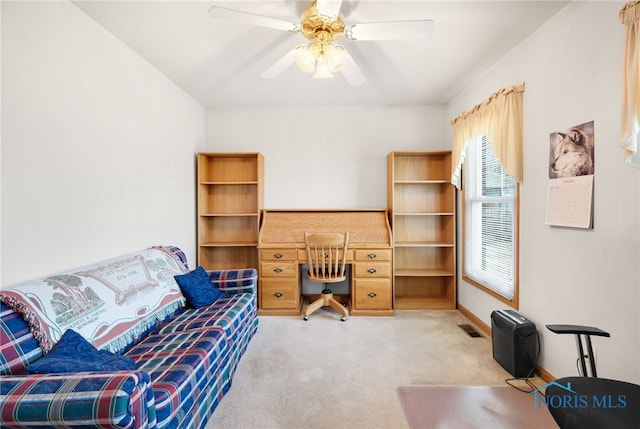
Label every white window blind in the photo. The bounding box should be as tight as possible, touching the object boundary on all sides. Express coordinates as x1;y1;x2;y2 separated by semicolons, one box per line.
464;136;517;300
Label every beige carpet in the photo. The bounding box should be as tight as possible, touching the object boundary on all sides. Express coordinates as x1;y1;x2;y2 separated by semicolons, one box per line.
397;385;557;429
206;309;539;429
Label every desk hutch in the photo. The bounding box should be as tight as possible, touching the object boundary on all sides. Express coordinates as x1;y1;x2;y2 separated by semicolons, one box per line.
197;151;456;315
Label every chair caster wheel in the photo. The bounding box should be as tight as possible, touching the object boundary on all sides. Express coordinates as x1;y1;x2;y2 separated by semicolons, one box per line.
303;315;309;321
341;316;347;321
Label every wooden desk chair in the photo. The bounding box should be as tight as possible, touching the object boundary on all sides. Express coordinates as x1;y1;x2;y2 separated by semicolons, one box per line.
303;232;349;321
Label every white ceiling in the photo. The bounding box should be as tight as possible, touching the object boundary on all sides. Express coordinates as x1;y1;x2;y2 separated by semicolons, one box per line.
72;0;569;108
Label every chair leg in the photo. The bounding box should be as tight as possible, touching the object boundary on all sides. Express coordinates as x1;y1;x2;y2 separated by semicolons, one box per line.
303;296;326;320
327;296;348;321
302;291;348;321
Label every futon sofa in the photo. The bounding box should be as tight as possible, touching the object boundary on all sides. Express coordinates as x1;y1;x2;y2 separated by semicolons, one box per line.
0;246;258;428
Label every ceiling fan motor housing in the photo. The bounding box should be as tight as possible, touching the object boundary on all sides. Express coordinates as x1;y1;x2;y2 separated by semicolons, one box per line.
300;2;345;43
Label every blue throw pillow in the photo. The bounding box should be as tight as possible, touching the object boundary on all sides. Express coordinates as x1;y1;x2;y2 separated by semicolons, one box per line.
174;266;225;308
25;329;137;374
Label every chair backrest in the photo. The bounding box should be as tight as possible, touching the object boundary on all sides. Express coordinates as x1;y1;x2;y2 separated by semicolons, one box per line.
304;232;349;284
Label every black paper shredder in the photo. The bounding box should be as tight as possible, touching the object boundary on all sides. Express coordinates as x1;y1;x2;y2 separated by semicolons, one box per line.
491;310;538;378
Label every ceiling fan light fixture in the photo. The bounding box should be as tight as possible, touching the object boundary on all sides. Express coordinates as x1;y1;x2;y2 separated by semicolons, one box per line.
312;55;334;79
294;45;316;73
295;42;342;78
325;44;346;72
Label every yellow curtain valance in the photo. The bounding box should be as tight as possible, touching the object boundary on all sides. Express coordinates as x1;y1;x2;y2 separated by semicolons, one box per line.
450;83;525;189
620;1;640;167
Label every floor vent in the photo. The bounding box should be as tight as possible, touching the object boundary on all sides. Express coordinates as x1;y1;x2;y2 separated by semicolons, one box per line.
458;324;483;338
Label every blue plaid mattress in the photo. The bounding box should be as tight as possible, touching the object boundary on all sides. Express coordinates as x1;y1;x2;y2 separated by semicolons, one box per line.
125;328;232;429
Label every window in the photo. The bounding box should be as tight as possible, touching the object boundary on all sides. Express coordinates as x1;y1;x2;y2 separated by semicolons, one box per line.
463;135;519;304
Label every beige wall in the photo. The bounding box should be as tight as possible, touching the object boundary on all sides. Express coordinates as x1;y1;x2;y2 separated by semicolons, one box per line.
206;105;446;208
1;1;206;284
447;1;640;383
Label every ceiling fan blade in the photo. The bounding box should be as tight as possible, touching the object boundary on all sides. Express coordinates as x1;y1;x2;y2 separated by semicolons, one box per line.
316;0;343;21
339;49;366;87
260;48;298;79
345;20;434;41
208;6;300;33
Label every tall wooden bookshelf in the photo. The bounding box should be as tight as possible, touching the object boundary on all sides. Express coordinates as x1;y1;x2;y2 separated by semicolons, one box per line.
388;151;456;309
197;153;263;270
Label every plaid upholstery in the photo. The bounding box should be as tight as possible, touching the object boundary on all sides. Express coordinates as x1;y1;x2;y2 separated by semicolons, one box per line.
155;245;189;272
0;303;43;375
156;293;258;376
125;329;232;429
177;374;233;429
0;370;154;428
208;268;257;294
0;249;259;429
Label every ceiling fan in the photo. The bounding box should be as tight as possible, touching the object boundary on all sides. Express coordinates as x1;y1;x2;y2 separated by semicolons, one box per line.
208;0;434;86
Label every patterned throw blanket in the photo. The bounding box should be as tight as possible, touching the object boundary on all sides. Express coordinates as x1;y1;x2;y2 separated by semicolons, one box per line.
1;247;187;353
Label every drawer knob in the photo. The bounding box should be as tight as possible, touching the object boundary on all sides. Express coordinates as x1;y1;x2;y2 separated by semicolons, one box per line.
367;253;377;259
368;292;377;298
273;253;283;259
274;292;283;298
367;267;377;274
273;267;283;273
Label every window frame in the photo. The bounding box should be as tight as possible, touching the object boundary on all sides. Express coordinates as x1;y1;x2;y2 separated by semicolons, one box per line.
461;136;520;308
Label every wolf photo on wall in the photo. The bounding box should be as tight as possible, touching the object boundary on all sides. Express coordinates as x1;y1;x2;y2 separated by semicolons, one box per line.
549;121;595;178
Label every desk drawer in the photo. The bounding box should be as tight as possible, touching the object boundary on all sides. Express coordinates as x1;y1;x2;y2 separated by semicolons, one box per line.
260;278;300;309
353;279;392;309
260;249;297;261
260;262;297;277
354;249;391;261
354;262;391;278
297;249;353;262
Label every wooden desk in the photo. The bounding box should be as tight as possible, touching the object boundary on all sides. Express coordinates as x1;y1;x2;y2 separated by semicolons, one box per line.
257;209;393;316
